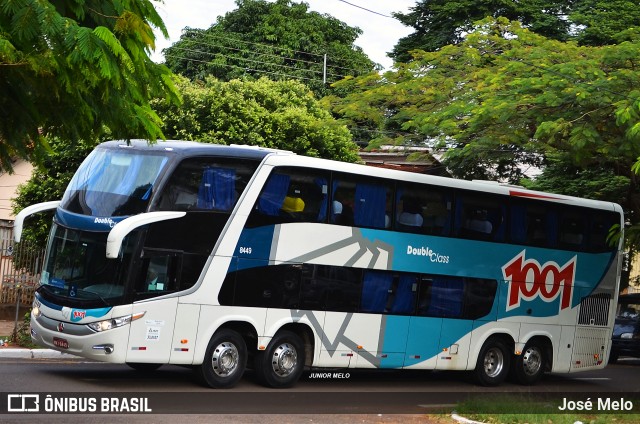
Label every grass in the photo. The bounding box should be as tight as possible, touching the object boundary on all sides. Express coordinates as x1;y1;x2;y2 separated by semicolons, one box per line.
453;394;640;424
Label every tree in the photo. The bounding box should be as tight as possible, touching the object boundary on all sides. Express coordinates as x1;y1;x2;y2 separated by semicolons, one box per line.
390;0;570;63
570;0;640;46
154;76;360;162
13;137;97;251
0;0;180;170
390;0;640;63
163;0;377;97
325;19;640;238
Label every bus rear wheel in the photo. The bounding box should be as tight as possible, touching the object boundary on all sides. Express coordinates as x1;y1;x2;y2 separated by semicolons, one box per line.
512;342;545;385
255;331;305;388
474;338;510;386
195;329;247;389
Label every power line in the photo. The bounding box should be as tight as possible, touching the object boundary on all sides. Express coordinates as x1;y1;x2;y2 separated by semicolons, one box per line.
334;0;393;18
164;53;322;83
169;45;353;80
178;30;372;75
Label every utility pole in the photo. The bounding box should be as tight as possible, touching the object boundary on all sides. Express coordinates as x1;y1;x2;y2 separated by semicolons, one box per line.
323;54;327;85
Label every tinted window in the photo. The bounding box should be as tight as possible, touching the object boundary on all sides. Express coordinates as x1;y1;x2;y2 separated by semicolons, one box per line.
510;199;558;248
396;182;452;236
156;157;258;211
455;193;505;242
587;211;619;253
62;149;169;216
300;265;362;312
248;167;330;227
417;276;496;320
332;174;392;229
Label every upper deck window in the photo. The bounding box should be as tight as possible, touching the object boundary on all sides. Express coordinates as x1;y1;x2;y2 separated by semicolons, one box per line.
61;148;169;217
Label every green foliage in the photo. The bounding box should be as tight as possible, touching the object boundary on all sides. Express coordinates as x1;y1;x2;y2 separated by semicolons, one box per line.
390;0;640;63
327;18;640;239
390;0;571;62
0;0;180;171
12;312;36;348
13;137;97;249
153;76;360;162
571;0;640;46
163;0;377;97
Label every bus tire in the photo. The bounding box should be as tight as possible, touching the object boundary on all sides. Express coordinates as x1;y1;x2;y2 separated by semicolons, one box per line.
195;329;247;389
255;330;305;388
126;362;162;372
512;342;545;385
474;338;510;386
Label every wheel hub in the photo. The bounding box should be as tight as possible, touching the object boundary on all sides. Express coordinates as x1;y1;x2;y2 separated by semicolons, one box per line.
484;347;504;378
271;343;298;377
212;342;239;377
522;347;542;376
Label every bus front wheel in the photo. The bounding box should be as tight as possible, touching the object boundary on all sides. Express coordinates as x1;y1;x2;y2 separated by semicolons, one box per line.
255;330;305;388
474;338;510;386
195;329;247;389
512;342;545;385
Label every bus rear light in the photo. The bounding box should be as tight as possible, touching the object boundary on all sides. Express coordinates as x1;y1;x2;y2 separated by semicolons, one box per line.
180;339;188;344
174;348;189;352
131;346;147;351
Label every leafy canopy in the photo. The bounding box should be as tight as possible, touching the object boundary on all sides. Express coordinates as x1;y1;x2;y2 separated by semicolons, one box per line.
326;18;640;233
390;0;640;63
0;0;180;170
163;0;377;97
154;76;360;162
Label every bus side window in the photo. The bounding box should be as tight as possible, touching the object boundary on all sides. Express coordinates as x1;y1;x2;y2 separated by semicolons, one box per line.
417;276;463;318
588;212;618;253
135;254;181;299
456;194;504;242
559;211;586;251
251;168;330;224
332;175;391;229
360;271;417;315
156;158;256;212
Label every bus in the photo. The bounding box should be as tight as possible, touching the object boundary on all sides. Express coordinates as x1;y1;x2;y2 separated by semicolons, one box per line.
17;140;623;389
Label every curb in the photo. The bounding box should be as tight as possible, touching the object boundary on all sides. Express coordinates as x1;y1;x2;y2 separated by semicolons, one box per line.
451;413;485;424
0;348;74;359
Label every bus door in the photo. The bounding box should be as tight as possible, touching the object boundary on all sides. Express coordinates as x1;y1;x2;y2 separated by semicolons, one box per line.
355;271;413;369
403;276;442;369
126;251;182;363
405;276;471;370
308;266;360;368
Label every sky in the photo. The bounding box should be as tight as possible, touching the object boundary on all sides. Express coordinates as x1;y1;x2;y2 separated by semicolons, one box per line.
151;0;417;70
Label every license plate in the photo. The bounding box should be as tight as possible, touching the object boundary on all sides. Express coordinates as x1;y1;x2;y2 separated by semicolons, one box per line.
53;337;69;349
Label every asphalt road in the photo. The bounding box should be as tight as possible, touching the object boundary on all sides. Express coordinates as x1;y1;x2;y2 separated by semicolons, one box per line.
1;357;639;422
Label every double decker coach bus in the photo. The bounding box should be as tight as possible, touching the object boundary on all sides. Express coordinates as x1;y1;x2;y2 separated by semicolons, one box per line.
16;140;623;388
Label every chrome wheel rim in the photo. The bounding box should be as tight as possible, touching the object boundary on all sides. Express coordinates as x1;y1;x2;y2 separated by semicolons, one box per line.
271;343;298;377
522;346;542;376
211;341;239;377
483;347;504;378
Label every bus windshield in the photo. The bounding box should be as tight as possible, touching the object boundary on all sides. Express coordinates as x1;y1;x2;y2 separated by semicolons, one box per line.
60;147;169;217
40;224;135;307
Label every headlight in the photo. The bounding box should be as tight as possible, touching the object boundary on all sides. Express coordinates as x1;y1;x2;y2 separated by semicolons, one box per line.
31;300;42;318
621;332;636;339
86;312;145;333
31;305;41;319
